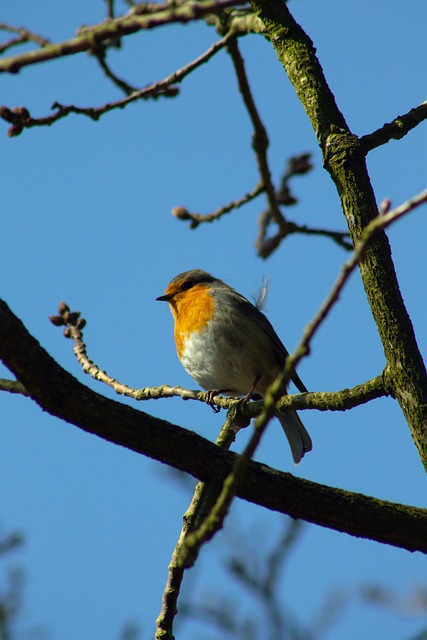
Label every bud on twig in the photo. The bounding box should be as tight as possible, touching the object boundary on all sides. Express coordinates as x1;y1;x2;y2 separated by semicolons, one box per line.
49;315;65;327
172;206;192;220
58;302;70;315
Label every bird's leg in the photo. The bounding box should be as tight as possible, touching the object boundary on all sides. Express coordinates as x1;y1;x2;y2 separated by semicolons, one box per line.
204;388;231;413
242;373;261;404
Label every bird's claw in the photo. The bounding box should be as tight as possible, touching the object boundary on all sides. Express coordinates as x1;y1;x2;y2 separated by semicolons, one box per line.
204;389;222;413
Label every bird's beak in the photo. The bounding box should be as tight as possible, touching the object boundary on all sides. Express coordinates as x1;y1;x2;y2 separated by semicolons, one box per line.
156;294;173;302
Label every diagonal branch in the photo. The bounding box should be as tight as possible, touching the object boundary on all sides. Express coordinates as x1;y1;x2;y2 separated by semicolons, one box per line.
361;101;427;153
0;0;246;74
0;22;50;54
172;182;264;227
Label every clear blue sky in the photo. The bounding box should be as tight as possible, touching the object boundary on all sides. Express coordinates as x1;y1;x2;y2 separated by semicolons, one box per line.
1;1;427;638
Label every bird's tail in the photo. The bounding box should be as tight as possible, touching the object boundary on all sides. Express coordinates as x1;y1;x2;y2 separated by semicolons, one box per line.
275;409;312;465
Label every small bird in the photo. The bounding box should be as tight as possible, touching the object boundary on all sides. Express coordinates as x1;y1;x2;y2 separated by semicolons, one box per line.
157;269;312;464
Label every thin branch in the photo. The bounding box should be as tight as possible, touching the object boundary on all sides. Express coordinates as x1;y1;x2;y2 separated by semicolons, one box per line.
93;50;138;95
0;0;246;74
0;23;50;54
0;33;235;135
105;0;116;20
256;213;353;258
171;182;264;227
227;36;287;231
361;101;427;153
285;221;353;249
282;189;427;394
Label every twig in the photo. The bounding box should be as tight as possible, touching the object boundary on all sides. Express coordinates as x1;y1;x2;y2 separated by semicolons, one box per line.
227;37;287;231
361;101;427;153
256;214;353;258
285;222;352;249
0;0;246;74
0;33;235;135
172;182;264;227
105;0;116;20
0;23;50;54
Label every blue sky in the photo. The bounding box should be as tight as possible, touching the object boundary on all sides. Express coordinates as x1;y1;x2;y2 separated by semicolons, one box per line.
1;1;427;638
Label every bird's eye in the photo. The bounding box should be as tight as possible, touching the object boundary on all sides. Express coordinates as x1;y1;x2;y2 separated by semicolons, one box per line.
181;279;194;291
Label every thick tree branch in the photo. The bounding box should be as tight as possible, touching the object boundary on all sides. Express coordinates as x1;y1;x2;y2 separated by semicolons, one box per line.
249;0;427;469
1;299;427;553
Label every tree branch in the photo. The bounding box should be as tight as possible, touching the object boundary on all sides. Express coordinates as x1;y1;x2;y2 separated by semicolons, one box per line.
361;101;427;153
0;22;50;54
0;0;246;74
171;182;264;227
0;378;28;396
0;33;234;135
48;301;389;414
227;36;287;232
249;0;427;470
1;298;427;553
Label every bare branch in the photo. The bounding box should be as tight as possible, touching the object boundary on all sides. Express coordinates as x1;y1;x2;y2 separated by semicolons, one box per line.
0;0;247;74
256;213;353;257
0;33;235;135
93;49;138;95
282;188;427;396
172;182;264;227
361;101;427;153
0;22;50;54
0;378;28;396
227;36;287;231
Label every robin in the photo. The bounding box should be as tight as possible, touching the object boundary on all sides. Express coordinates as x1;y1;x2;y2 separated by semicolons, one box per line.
157;269;312;464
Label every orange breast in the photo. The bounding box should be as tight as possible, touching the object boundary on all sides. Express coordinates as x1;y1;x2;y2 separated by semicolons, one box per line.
168;284;215;359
